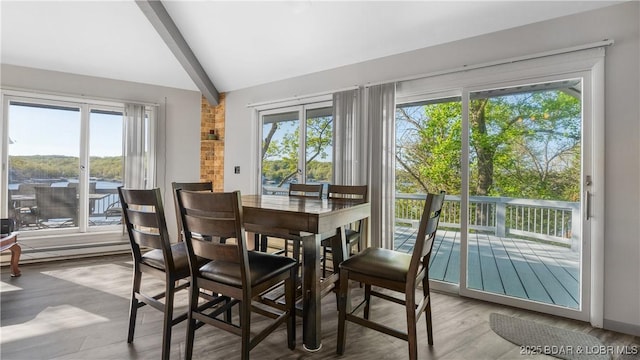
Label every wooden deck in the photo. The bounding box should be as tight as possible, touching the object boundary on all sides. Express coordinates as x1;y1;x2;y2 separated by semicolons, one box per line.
394;226;580;309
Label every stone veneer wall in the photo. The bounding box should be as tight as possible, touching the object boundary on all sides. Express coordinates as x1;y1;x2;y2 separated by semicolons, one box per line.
200;93;225;192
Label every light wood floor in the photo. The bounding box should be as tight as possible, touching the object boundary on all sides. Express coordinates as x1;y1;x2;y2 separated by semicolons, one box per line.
1;254;637;360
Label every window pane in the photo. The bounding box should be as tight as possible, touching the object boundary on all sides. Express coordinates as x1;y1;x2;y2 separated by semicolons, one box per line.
395;97;462;284
305;106;333;188
261;111;300;195
88;109;123;227
467;80;582;309
7;102;80;231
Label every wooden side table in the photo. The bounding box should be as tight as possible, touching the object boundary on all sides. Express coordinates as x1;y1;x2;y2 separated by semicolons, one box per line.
1;232;21;277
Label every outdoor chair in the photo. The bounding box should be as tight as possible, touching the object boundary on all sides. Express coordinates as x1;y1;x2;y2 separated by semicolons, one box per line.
336;191;445;360
34;186;78;228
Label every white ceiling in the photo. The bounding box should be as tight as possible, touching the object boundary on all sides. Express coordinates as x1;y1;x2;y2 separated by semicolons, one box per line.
1;1;622;93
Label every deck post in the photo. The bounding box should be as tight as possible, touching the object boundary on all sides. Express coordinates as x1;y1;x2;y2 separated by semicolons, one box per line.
496;200;506;237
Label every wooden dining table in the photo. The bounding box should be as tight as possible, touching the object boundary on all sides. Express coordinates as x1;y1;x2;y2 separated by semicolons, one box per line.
241;194;370;351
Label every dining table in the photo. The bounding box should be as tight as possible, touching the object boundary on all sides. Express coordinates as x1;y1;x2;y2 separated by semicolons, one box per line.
241;194;370;351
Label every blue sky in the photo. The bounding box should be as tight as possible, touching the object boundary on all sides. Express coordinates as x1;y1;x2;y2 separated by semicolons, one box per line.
8;105;122;157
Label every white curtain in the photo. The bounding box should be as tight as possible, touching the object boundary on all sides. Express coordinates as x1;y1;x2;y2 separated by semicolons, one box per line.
332;88;366;185
367;83;396;249
123;103;149;189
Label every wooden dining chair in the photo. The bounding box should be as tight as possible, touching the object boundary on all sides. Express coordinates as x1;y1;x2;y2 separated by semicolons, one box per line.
177;190;297;360
321;185;368;277
171;181;213;241
119;187;208;360
336;191;445;360
255;183;323;260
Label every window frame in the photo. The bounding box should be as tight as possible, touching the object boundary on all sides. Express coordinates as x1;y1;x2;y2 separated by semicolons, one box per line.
1;89;155;240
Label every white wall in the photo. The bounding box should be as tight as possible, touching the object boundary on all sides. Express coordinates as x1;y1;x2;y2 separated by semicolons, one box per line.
0;64;202;239
224;2;640;335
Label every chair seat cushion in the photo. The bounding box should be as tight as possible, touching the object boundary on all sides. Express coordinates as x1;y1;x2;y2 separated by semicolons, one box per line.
141;242;206;279
198;251;297;287
339;247;420;283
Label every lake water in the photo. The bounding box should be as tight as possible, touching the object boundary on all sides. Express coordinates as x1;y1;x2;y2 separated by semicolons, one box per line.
8;180;121;190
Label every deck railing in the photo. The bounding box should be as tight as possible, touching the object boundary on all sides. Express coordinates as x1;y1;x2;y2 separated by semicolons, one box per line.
395;193;580;250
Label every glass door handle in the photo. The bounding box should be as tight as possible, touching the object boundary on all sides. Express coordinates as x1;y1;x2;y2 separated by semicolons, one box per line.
585;190;591;221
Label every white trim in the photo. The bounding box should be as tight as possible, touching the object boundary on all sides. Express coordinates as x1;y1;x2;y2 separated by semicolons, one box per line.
0;87;158;107
370;39;613;89
590;56;605;329
247;86;356;109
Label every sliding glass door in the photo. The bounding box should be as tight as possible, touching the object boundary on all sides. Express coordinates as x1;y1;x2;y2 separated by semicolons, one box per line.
464;79;586;314
259;102;333;195
394;71;594;321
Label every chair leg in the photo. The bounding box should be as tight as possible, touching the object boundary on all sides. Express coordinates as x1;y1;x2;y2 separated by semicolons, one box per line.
322;246;327;278
240;299;251;360
363;284;372;320
185;284;200;360
423;277;434;345
127;269;142;343
286;267;296;350
161;281;175;360
260;235;268;252
336;269;349;355
406;292;418;360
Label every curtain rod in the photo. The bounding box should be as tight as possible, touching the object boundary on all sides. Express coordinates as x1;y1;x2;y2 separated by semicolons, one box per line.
1;86;160;107
364;39;614;88
246;85;360;108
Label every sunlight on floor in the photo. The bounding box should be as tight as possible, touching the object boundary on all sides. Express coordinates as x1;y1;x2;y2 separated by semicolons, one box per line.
42;263;133;299
0;304;109;342
0;280;23;292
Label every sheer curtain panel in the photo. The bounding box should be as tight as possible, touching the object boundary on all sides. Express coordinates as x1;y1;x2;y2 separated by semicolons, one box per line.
332;88;366;185
367;83;396;249
123;103;150;189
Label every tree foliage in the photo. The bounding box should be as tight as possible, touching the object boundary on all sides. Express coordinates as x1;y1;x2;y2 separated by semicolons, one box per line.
396;89;581;202
9;155;122;182
262;116;333;186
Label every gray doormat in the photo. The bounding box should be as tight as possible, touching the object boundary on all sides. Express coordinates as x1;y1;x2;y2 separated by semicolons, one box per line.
490;313;609;360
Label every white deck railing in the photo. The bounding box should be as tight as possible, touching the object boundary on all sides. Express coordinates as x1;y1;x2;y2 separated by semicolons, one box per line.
395;193;580;250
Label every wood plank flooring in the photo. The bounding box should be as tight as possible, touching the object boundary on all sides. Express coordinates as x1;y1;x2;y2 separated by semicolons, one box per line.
394;227;580;309
1;254;638;359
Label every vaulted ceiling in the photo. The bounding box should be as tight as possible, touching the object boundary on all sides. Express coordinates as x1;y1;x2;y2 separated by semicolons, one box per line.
1;1;622;96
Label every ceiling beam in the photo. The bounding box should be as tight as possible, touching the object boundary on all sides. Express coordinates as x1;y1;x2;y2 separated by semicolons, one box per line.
136;0;219;105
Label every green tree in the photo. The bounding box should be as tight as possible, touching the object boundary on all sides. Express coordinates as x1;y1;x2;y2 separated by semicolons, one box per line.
262;116;333;186
395;88;581;202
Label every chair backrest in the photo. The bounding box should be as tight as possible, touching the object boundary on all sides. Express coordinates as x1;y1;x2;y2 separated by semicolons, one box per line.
327;185;368;203
171;181;213;241
409;191;445;281
176;190;250;286
34;186;78;224
118;187;174;269
288;183;323;199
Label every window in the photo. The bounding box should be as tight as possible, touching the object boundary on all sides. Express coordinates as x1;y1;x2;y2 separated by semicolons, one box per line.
259;102;333;195
1;92;155;250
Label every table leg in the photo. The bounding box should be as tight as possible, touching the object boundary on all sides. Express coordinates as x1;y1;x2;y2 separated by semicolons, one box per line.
302;233;322;351
9;243;21;277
